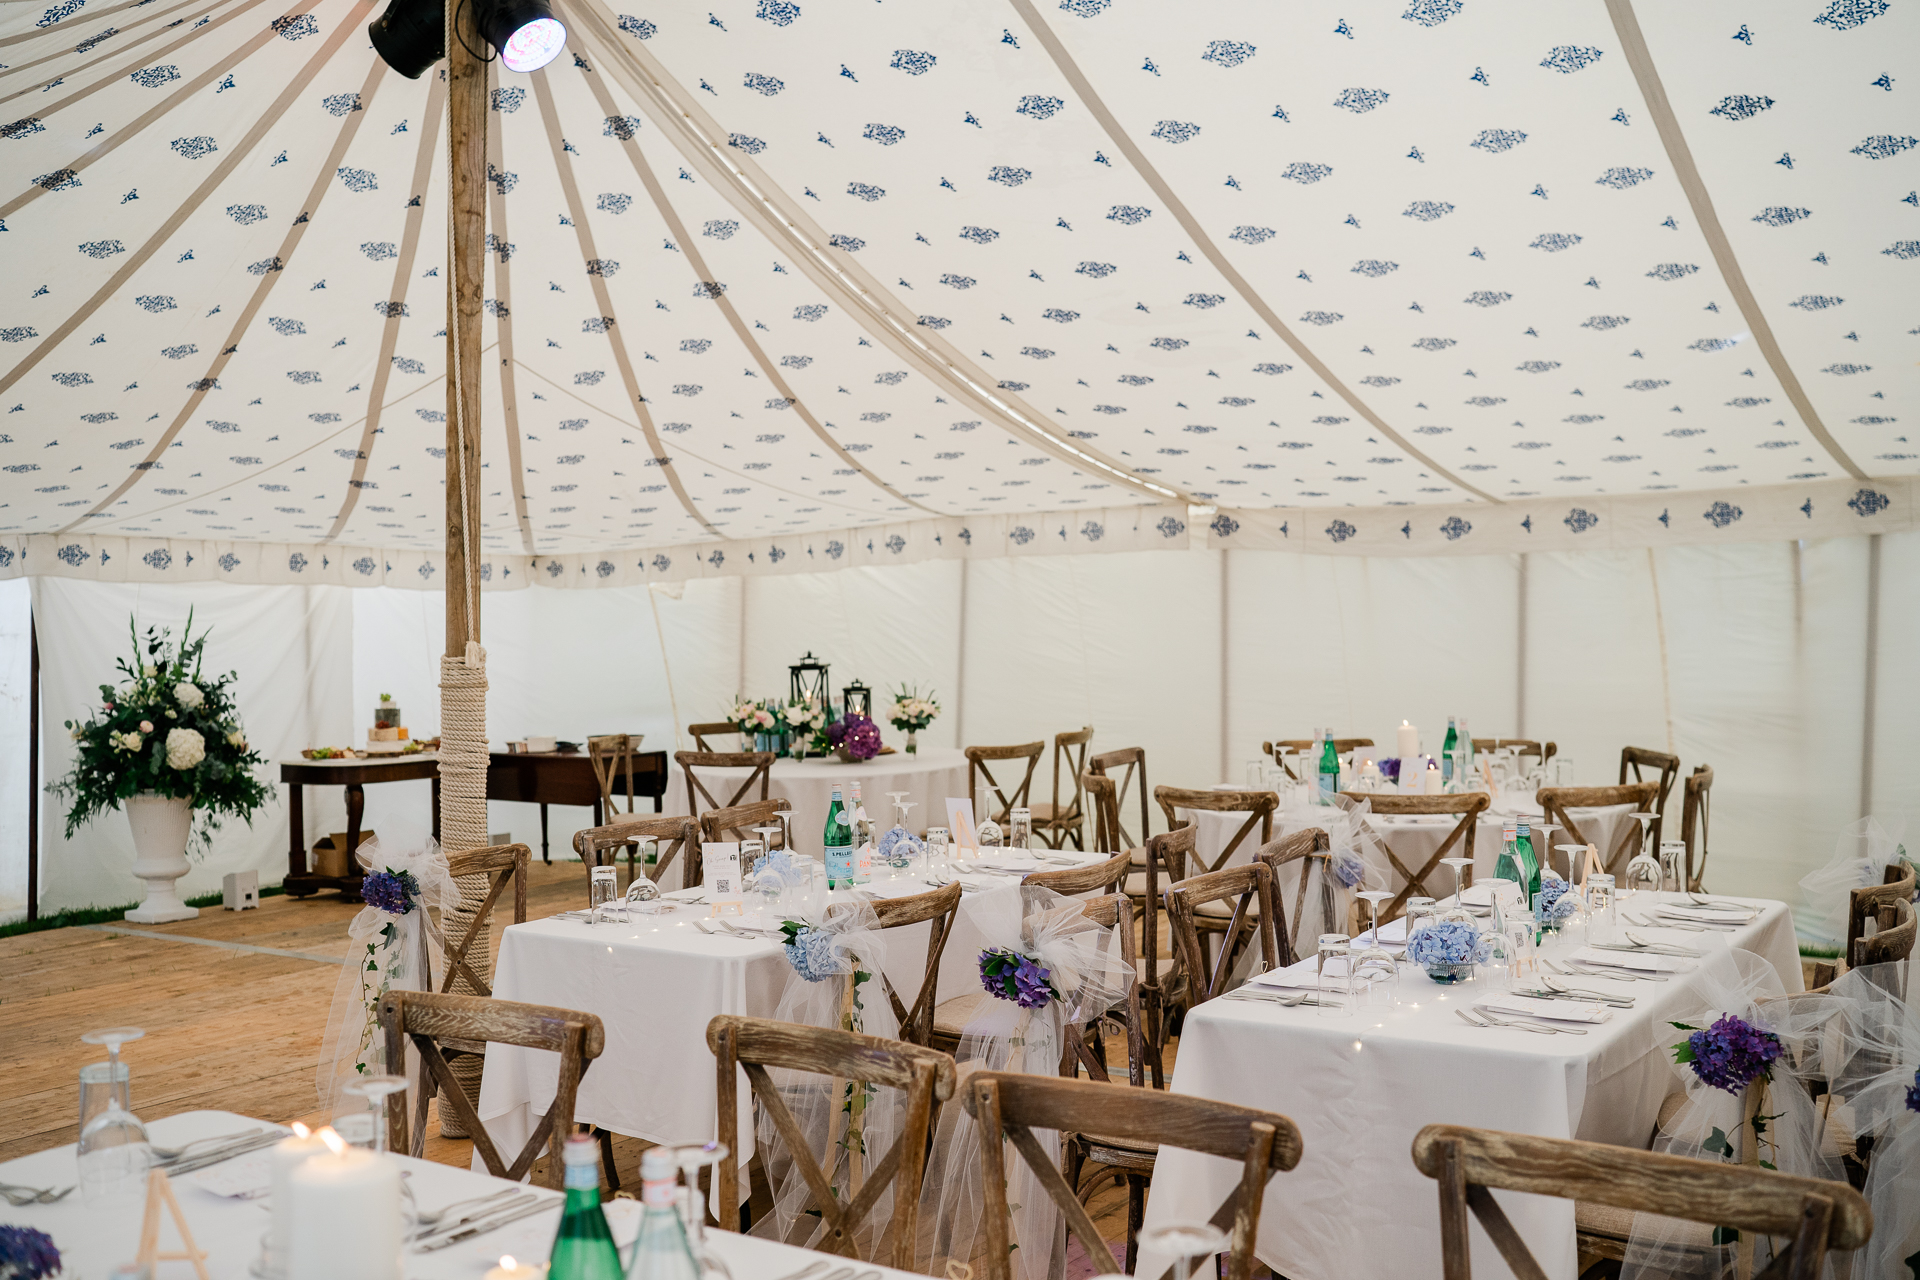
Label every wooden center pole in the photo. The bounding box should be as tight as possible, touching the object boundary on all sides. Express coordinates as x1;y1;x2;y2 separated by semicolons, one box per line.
444;3;486;654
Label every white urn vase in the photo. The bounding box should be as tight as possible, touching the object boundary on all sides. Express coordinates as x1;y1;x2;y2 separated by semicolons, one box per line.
124;793;198;923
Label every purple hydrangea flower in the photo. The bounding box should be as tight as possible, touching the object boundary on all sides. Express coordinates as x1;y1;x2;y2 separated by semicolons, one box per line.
840;714;883;761
1904;1066;1918;1114
361;867;420;915
1683;1015;1784;1093
0;1226;62;1280
980;947;1057;1009
825;719;848;748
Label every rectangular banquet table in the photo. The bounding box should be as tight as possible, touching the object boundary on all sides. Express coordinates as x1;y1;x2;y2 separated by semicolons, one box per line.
475;851;1111;1172
0;1109;922;1278
1136;892;1803;1280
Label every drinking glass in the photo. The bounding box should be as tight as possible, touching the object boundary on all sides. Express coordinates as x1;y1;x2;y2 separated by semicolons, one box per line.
1008;807;1032;851
673;1142;734;1278
1439;857;1476;924
1587;874;1617;940
1246;760;1265;789
589;865;619;924
1502;919;1538;991
78;1028;150;1204
1315;933;1352;1017
1351;890;1399;1004
926;826;951;877
341;1074;408;1156
1554;757;1575;787
1141;1221;1229;1280
1659;840;1686;894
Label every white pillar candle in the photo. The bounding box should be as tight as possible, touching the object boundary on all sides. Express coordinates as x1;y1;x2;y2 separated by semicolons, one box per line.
486;1257;543;1280
1423;760;1444;794
287;1129;402;1280
269;1123;328;1272
1396;721;1420;764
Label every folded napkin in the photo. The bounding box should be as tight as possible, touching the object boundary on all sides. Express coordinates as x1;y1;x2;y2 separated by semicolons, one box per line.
1476;994;1614;1024
1247;958;1352;990
1657;903;1757;924
1572;947;1694;973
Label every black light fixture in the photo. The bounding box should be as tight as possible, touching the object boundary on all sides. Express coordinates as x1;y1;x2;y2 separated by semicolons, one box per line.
366;0;443;79
368;0;564;78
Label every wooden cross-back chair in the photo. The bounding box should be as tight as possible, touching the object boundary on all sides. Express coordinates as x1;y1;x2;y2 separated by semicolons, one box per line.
1031;726;1093;850
1412;1124;1872;1280
1256;826;1333;965
430;843;530;997
1087;747;1149;850
964;740;1045;827
572;815;697;893
696;797;793;848
868;880;963;1047
1470;738;1558;768
1154;786;1277;875
962;1072;1302;1280
1534;782;1658;882
1164;862;1280;1011
1342;792;1490;924
1084;771;1122;858
587;733;640;820
1679;763;1713;892
1619;745;1681;848
709;1014;954;1271
1812;865;1919;990
1133;825;1197;1053
380;990;603;1187
688;721;742;752
1847;862;1917;960
1856;896;1916;973
1020;848;1131;896
676;749;775;837
1263;738;1374;778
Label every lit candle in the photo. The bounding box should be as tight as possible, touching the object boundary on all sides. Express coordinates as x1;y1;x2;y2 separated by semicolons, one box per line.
269;1122;328;1273
1423;759;1443;794
486;1256;543;1280
287;1128;402;1280
1396;721;1420;765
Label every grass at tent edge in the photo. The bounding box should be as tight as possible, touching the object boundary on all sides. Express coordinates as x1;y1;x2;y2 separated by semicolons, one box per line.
0;884;289;939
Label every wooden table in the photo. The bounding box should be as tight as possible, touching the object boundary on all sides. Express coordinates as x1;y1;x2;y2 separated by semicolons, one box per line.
280;748;666;897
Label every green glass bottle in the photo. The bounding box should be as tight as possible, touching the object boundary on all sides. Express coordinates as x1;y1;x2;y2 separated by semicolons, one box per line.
548;1134;624;1280
1515;817;1542;939
625;1148;700;1280
1441;717;1458;784
824;783;854;887
1318;729;1340;806
1492;820;1523;897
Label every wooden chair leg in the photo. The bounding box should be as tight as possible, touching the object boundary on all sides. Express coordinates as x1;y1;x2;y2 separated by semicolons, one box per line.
1126;1173;1146;1274
595;1127;620;1192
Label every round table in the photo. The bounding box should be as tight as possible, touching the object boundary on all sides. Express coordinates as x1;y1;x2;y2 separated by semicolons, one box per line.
663;746;970;853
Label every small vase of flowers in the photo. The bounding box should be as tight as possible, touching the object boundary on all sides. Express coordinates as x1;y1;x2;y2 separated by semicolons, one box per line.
888;685;940;755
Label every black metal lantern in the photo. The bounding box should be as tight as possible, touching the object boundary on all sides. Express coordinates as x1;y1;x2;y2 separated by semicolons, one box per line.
842;679;872;722
789;651;830;711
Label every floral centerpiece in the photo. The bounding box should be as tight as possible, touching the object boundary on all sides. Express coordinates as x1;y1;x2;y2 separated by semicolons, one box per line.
0;1226;60;1280
1406;918;1491;983
782;695;829;758
979;946;1059;1009
52;614;269;923
887;685;940;755
833;714;883;763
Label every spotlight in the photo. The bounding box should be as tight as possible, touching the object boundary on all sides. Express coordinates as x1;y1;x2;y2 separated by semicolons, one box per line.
478;0;565;73
367;0;444;79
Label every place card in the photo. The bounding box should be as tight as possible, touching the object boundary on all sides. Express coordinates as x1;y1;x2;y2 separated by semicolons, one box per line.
701;843;743;917
945;798;978;855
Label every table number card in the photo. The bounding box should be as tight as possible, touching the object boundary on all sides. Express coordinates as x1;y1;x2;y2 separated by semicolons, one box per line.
702;843;743;916
945;798;978;855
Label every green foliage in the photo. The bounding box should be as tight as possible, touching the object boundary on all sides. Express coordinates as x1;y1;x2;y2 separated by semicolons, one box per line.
0;885;285;939
49;612;270;853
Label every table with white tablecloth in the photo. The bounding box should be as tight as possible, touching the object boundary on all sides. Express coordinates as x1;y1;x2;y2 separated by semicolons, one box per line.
0;1109;925;1278
475;851;1110;1175
1136;892;1803;1280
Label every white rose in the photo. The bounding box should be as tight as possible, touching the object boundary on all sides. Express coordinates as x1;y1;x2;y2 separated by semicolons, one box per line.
142;664;157;677
115;731;143;753
165;727;205;770
227;730;247;748
174;682;204;710
140;719;154;733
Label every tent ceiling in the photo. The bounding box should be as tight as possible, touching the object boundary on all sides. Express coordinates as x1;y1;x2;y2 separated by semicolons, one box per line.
1;0;1914;559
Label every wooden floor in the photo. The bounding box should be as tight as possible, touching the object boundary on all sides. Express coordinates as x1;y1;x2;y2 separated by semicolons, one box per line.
0;857;1154;1274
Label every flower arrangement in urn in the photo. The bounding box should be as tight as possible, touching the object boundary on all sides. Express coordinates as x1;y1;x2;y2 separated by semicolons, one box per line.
52;614;268;923
887;684;941;755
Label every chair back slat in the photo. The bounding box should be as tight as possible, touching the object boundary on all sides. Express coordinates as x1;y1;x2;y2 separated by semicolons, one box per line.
1021;849;1131;895
1853;895;1915;973
1469;738;1558;767
688;721;742;752
1083;772;1121;854
1534;782;1658;881
707;1015;955;1271
961;1072;1300;1280
587;734;637;818
1679;764;1713;892
572;815;698;892
432;843;530;996
1341;793;1490;923
869;881;963;1046
1087;747;1150;849
1154;786;1277;873
1256;827;1331;964
697;797;793;847
1164;863;1278;1005
965;741;1045;825
1411;1123;1871;1280
380;990;603;1186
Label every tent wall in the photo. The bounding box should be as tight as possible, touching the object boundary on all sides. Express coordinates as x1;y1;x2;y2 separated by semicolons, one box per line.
5;534;1912;919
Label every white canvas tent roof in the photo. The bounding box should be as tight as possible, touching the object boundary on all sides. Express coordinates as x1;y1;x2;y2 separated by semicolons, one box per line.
1;0;1915;587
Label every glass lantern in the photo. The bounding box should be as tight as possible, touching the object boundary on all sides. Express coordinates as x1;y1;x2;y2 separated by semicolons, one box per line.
841;679;872;723
790;653;830;710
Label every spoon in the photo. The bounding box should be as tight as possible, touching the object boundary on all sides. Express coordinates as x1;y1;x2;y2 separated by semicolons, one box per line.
150;1128;264;1162
1622;931;1704;956
1456;1008;1557;1036
409;1187;524;1231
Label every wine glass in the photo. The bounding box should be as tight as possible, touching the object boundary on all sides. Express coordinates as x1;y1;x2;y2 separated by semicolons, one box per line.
1351;889;1399;1003
1143;1220;1230;1280
1623;812;1661;898
1439;857;1476;924
78;1028;150;1203
341;1074;409;1156
673;1142;734;1278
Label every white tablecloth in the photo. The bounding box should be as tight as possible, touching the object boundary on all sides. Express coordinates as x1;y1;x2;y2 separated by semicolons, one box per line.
477;852;1110;1180
0;1109;923;1278
1137;893;1803;1280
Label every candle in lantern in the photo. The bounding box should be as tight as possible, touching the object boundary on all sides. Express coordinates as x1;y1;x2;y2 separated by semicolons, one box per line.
486;1257;543;1280
1396;721;1420;764
287;1128;402;1280
269;1122;328;1274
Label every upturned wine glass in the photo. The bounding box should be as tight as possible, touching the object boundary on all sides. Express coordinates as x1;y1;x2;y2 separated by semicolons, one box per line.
673;1142;734;1278
1141;1221;1230;1280
1439;857;1476;925
1351;889;1399;1002
78;1028;150;1203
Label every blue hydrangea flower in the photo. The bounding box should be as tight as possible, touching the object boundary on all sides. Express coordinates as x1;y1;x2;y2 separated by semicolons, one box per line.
784;927;841;982
1406;919;1490;966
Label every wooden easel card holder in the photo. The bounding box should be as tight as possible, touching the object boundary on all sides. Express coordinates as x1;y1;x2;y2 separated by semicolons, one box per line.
137;1167;211;1280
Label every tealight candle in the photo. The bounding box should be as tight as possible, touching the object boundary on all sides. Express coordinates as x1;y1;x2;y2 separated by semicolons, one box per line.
268;1122;328;1274
287;1128;401;1280
486;1256;543;1280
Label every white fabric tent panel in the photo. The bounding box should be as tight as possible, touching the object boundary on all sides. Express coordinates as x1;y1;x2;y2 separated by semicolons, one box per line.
0;579;31;914
1869;530;1920;835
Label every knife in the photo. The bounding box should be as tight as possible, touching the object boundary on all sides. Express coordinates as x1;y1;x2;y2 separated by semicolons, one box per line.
163;1130;288;1176
407;1191;536;1242
411;1196;557;1251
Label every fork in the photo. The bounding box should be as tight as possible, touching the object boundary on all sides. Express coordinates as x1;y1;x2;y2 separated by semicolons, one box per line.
408;1187;524;1232
1224;989;1337;1009
1470;1006;1586;1035
0;1183;74;1206
1621;931;1704;956
150;1128;263;1162
1686;892;1755;912
1456;1008;1558;1036
1542;976;1635;1005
